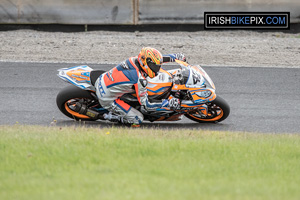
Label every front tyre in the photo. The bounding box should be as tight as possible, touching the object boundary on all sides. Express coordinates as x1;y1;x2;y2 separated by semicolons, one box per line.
185;96;230;123
56;85;98;121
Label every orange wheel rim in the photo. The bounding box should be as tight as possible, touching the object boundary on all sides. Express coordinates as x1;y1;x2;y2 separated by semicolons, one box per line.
190;109;223;122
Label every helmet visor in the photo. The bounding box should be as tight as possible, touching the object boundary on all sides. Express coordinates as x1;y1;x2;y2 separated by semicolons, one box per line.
147;60;161;75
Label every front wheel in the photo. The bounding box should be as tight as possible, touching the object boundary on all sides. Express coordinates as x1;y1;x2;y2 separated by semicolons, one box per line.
185;96;230;123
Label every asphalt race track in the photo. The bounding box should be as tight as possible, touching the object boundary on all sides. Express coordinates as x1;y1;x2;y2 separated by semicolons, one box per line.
0;62;299;133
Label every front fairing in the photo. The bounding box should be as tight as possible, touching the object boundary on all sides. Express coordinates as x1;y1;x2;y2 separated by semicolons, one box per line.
192;65;216;90
174;60;215;90
146;68;173;100
173;60;216;104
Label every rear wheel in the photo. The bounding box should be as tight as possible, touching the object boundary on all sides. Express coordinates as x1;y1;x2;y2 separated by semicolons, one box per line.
185;96;230;123
56;85;99;121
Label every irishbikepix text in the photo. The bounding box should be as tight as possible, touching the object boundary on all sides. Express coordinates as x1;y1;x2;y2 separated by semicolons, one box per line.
204;12;290;29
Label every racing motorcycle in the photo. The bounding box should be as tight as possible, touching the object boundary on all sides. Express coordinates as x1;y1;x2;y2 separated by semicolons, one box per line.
56;60;230;124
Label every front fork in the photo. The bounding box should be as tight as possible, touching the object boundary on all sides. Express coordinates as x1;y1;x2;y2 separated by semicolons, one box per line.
198;104;208;116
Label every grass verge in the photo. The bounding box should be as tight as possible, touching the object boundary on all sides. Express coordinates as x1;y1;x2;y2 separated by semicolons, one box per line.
0;125;300;200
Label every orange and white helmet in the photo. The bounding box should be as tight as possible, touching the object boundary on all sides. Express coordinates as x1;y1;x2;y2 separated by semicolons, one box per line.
138;47;163;78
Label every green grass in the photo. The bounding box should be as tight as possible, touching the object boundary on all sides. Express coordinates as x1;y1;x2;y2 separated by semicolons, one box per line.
0;125;300;200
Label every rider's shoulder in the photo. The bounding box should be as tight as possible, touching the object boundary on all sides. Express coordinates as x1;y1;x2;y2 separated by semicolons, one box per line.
124;57;139;70
127;56;138;64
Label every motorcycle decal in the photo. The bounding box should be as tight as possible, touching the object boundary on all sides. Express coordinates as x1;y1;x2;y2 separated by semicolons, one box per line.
189;89;215;103
57;66;95;90
147;81;172;88
58;74;87;89
185;68;205;88
181;103;202;108
147;70;172;96
154;108;172;111
147;86;170;95
172;84;188;90
66;69;91;83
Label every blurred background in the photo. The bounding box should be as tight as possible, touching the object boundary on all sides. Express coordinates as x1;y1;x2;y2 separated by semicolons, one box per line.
0;0;299;25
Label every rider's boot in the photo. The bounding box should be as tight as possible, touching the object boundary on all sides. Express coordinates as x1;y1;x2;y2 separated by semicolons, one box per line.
103;112;121;122
103;112;141;127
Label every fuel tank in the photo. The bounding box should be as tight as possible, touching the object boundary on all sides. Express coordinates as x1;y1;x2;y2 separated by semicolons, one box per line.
147;69;173;100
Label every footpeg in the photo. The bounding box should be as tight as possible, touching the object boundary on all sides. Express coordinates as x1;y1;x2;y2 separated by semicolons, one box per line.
103;112;121;122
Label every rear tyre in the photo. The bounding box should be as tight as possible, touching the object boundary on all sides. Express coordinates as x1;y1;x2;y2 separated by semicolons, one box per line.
56;85;98;121
185;96;230;123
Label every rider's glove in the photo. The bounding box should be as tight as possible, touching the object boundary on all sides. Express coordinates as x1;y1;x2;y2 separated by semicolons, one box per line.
169;53;187;62
162;97;181;110
174;53;186;62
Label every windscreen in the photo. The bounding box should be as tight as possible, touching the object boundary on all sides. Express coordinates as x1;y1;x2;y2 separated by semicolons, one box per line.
182;67;205;88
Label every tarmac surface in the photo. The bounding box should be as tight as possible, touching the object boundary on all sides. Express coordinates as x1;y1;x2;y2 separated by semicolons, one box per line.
0;61;299;133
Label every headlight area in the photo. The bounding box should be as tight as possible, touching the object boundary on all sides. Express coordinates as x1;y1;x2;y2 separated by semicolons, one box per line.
188;89;215;104
195;90;212;98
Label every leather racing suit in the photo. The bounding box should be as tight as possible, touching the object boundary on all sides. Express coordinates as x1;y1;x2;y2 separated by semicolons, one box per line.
95;54;182;125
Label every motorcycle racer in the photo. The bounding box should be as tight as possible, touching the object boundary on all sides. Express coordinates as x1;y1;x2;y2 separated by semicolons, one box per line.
95;47;186;127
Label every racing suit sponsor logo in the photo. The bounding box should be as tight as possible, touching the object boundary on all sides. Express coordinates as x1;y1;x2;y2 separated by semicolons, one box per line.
98;75;106;97
139;79;148;87
105;70;114;82
120;61;129;69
